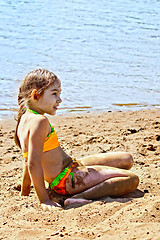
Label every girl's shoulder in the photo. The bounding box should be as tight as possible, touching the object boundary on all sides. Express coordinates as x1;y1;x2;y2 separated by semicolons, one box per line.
18;113;51;151
29;114;49;132
20;112;50;136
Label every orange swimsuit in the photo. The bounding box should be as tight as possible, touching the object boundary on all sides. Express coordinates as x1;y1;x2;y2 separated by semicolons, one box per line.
23;131;60;159
23;109;75;195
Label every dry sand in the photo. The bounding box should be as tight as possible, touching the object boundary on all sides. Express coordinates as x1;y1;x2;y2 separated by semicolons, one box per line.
0;109;160;240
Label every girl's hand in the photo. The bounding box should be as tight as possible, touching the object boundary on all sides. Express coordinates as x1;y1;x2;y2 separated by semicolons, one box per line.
41;200;62;211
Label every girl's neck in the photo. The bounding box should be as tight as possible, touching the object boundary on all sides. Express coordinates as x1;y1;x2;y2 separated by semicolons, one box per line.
27;108;40;115
27;105;44;115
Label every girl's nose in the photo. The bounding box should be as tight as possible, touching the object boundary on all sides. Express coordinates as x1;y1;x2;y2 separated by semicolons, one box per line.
57;96;62;103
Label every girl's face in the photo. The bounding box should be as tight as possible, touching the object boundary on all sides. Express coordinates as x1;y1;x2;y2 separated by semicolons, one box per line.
36;80;62;115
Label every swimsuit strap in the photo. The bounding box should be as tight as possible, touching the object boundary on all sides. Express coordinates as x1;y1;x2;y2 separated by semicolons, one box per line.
27;108;54;133
49;121;54;133
27;108;40;115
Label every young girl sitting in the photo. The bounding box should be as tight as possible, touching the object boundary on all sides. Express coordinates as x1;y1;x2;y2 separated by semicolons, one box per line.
14;69;139;210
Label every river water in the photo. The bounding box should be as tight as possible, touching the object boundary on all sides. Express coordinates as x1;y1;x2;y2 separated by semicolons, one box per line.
0;0;160;118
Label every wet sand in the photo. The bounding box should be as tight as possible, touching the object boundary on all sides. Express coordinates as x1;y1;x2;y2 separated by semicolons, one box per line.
0;109;160;239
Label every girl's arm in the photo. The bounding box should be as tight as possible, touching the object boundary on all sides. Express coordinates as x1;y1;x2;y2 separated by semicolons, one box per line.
28;117;61;208
21;162;31;196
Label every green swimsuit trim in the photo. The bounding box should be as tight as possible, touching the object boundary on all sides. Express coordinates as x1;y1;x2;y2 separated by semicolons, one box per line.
49;167;74;189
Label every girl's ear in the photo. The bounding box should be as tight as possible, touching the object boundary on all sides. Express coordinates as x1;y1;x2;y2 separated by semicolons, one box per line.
31;89;41;101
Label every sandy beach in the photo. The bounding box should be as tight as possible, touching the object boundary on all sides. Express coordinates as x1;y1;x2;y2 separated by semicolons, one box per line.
0;109;160;240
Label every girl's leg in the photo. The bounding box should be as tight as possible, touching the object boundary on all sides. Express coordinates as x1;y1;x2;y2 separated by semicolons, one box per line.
64;173;139;206
65;165;139;205
78;152;133;170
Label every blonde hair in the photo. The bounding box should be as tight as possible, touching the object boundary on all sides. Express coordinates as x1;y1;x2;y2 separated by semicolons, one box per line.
14;69;59;148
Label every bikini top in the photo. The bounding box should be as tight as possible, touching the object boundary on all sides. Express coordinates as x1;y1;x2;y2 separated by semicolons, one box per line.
23;109;60;159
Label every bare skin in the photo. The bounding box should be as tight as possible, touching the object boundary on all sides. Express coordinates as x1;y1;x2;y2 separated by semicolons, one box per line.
18;83;139;210
21;161;31;196
79;152;133;170
64;164;139;206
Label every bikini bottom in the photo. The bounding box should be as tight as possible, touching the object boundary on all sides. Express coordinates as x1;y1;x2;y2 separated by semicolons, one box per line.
49;162;78;195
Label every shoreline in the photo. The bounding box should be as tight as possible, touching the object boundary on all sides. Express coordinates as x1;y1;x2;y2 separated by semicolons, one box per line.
1;106;160;128
0;108;160;239
0;104;160;120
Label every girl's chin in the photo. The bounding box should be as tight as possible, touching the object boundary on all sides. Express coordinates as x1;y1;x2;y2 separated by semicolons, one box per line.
51;111;56;115
51;109;57;115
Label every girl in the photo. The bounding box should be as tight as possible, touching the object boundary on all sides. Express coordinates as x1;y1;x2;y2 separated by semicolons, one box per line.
15;69;139;210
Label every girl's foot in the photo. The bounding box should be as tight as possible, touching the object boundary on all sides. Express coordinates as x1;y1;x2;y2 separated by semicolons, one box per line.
64;198;92;206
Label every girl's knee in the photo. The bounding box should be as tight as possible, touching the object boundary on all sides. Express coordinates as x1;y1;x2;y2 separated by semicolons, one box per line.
131;174;139;190
123;153;133;169
134;174;139;186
